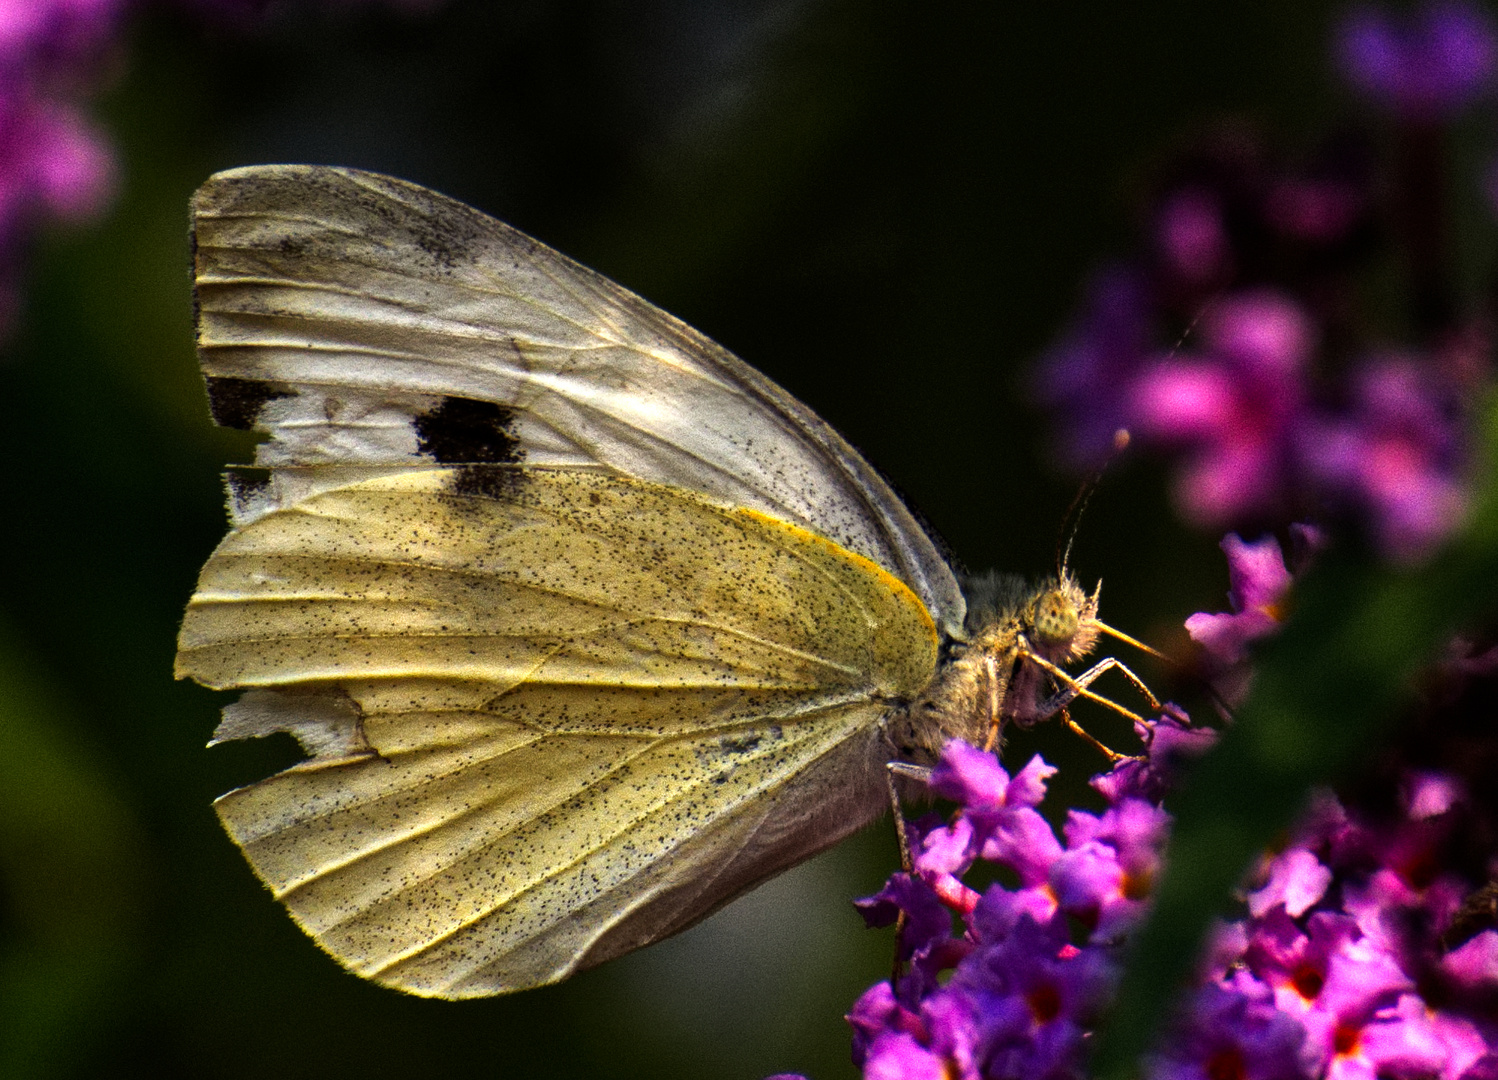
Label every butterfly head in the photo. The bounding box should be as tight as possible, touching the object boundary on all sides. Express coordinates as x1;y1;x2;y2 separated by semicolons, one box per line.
1022;573;1101;665
959;570;1100;659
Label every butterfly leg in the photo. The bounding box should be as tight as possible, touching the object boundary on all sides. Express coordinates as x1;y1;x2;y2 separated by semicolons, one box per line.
981;652;1014;754
884;761;918;873
1021;652;1161;760
883;759;929;987
1081;656;1161;711
1024;653;1158;724
981;654;1001;753
1058;707;1128;762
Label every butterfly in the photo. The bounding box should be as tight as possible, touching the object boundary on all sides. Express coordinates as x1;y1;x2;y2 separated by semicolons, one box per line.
176;165;1145;999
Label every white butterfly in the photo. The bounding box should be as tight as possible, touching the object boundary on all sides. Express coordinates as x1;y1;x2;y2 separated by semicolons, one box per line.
176;165;1130;998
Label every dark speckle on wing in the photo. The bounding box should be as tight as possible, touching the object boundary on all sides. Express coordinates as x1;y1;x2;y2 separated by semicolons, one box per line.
415;396;524;465
401;194;485;271
205;377;292;430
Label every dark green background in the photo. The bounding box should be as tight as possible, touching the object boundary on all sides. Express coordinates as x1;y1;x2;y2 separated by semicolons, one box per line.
0;2;1364;1077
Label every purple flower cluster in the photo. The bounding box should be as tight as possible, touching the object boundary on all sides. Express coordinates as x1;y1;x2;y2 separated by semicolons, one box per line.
1036;194;1480;564
819;7;1498;1078
1155;776;1497;1080
1035;1;1497;564
845;723;1207;1080
838;731;1496;1080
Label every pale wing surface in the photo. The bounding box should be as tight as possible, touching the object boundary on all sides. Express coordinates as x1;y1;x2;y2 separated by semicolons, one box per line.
177;469;937;997
191;165;964;635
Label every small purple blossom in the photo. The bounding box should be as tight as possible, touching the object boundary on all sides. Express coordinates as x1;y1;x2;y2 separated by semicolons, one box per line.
1248;850;1334;920
1441;932;1498;991
1401;771;1463;821
1184;528;1325;706
1185;532;1295;668
1091;706;1218;804
1335;2;1498;119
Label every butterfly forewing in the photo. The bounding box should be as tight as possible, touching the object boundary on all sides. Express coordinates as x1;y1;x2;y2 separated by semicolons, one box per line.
178;468;937;996
190;165;964;635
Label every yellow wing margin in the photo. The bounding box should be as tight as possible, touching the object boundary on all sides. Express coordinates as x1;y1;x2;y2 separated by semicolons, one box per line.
176;468;937;997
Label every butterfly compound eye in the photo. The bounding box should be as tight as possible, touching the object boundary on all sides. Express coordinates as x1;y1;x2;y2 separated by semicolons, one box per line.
1032;589;1080;645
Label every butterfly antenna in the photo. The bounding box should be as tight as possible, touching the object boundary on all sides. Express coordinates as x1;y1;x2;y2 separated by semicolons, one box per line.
1053;298;1213;579
1169;300;1213;356
1056;428;1132;579
1054;295;1216;581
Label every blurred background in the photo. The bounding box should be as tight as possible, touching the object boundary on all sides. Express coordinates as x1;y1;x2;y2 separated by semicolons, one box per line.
0;2;1378;1077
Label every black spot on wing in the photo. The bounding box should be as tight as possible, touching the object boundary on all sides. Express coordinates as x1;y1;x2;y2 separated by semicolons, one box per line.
414;396;523;464
226;469;270;514
449;464;524;501
205;377;292;430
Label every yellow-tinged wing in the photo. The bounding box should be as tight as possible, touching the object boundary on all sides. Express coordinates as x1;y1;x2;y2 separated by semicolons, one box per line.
177;467;937;997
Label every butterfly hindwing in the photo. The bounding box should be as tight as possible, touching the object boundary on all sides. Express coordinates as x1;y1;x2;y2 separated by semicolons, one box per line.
177;468;938;996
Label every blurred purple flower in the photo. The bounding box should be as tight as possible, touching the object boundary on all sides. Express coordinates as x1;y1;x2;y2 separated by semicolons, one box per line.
0;0;124;334
1156;188;1234;288
1035;11;1491;566
1335;2;1498;119
1441;932;1498;991
1248;850;1334;920
1263;173;1368;245
1401;771;1463;821
1042;264;1478;563
1149;980;1309;1080
1130;290;1313;528
0;0;452;342
1300;357;1470;564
